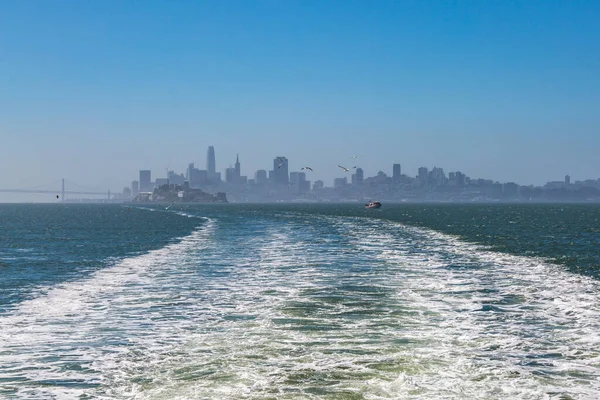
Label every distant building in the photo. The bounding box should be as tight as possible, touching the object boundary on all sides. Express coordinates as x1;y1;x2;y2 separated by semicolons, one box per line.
455;171;466;186
393;164;401;183
131;180;139;197
448;171;466;186
187;163;194;181
355;168;364;185
123;187;132;198
503;182;519;198
207;146;221;183
188;163;208;188
225;167;236;184
223;155;242;184
290;172;309;194
207;146;216;174
351;167;364;185
429;167;446;186
168;170;185;185
155;178;169;187
418;167;428;185
545;181;566;190
491;183;503;198
374;171;388;184
334;177;348;188
235;154;241;182
313;180;324;190
273;156;289;185
565;175;571;185
139;170;151;192
255;170;268;185
289;171;303;185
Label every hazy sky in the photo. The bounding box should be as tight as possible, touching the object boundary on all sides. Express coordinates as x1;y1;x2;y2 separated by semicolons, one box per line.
1;1;599;200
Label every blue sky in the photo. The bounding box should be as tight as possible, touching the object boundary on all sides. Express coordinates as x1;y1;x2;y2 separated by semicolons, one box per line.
1;0;599;198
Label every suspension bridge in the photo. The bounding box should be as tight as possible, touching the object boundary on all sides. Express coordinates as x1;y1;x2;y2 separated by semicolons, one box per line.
0;179;112;201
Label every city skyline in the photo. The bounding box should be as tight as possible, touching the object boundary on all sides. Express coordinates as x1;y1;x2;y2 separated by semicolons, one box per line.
0;143;598;203
129;146;589;190
120;145;598;204
1;2;599;200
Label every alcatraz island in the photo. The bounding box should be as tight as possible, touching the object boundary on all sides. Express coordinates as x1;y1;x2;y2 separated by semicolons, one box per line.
132;182;228;204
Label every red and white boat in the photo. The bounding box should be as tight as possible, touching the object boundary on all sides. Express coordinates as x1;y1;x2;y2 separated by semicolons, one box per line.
365;201;382;209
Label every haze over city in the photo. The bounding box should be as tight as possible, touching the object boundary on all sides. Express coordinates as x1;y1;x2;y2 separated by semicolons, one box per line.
1;1;599;202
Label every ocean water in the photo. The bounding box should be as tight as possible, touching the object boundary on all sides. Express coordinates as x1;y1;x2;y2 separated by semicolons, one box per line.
1;203;599;399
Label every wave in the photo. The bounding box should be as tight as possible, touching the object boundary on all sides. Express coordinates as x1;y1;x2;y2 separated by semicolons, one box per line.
326;216;600;399
0;217;214;399
1;211;599;399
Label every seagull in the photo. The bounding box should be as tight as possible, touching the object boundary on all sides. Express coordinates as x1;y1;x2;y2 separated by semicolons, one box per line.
338;165;350;172
165;201;175;210
278;163;284;168
301;166;313;171
277;157;285;162
353;166;357;169
352;155;359;159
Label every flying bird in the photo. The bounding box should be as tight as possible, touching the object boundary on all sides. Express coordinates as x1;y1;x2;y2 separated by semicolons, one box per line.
301;166;313;171
352;155;359;159
278;163;284;168
277;157;285;162
338;165;350;172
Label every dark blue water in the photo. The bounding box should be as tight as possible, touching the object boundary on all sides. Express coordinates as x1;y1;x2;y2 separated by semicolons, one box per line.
0;204;200;312
264;203;600;278
0;203;599;399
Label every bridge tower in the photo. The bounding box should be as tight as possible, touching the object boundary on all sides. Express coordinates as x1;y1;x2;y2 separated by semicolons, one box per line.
62;179;65;202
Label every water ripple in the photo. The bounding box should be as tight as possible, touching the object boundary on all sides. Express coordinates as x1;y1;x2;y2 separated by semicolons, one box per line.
0;211;599;399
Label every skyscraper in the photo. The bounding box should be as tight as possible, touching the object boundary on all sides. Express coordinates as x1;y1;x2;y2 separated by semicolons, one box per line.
334;177;348;188
273;156;289;185
418;167;428;185
235;154;241;181
207;146;216;174
255;170;267;185
355;168;364;185
225;167;236;184
139;170;151;192
131;180;139;197
289;171;308;194
393;164;401;183
187;163;194;181
430;167;446;186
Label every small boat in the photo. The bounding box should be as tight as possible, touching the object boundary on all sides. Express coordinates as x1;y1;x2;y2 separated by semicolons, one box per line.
365;201;382;209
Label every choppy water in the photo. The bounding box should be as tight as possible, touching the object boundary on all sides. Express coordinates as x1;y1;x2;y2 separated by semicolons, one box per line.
1;203;599;399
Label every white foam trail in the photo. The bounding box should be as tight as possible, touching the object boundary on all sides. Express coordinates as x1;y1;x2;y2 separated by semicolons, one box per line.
0;218;215;399
337;217;600;399
1;212;599;399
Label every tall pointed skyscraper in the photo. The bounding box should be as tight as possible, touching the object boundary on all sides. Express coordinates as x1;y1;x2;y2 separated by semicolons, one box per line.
235;154;241;180
207;146;216;174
